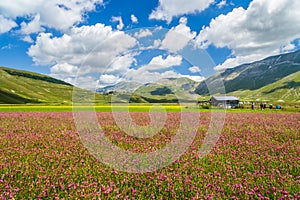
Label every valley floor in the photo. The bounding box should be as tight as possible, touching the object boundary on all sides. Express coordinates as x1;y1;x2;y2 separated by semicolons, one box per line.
0;112;299;199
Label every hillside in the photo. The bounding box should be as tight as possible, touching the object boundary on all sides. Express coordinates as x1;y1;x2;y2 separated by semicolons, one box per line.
227;71;300;102
0;66;104;104
96;81;143;93
134;78;198;102
2;48;300;104
98;77;199;103
195;50;300;102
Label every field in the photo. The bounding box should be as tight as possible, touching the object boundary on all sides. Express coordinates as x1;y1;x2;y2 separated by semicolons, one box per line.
0;110;299;199
0;104;299;112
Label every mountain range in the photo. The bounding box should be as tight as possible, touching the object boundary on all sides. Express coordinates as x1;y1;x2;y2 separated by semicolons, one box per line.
98;50;300;102
0;50;300;104
195;50;300;102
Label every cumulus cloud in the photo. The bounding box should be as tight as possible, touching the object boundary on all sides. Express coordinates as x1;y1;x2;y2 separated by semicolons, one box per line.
131;14;138;23
161;17;197;52
188;66;201;73
126;69;182;84
50;63;79;75
106;54;137;75
197;0;300;70
28;23;137;87
0;15;17;34
111;16;124;30
99;74;124;86
74;75;98;90
149;55;182;66
0;0;103;32
149;0;214;23
182;75;205;82
21;36;34;43
134;29;152;38
20;14;44;35
217;0;227;9
139;55;182;72
28;23;136;66
110;55;182;84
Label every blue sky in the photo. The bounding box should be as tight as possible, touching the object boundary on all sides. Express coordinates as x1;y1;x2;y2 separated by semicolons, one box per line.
0;0;299;88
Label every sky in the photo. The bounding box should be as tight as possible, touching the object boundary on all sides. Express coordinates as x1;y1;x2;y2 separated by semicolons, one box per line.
0;0;300;89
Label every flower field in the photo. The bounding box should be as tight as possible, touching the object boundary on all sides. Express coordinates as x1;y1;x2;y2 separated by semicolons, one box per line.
0;112;299;199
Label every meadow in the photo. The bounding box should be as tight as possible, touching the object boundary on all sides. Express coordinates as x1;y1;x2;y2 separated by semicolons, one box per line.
0;104;298;112
0;110;299;199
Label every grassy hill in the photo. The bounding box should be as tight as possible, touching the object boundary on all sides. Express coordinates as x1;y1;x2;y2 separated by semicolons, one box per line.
0;66;105;104
96;77;200;103
130;77;199;103
2;49;300;105
195;50;300;102
227;71;300;102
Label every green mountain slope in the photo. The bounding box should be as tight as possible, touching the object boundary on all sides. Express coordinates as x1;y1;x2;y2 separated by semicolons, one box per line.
227;71;300;102
0;66;105;104
134;78;198;102
195;50;300;102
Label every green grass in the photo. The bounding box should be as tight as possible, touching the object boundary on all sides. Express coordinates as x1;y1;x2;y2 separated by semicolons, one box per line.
227;71;300;102
0;66;107;104
0;105;181;112
0;105;298;113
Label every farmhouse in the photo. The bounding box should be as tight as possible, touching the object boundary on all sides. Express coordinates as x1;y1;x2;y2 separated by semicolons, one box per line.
210;96;240;108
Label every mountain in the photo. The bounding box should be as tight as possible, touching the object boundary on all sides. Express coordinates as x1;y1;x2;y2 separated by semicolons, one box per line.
134;78;199;102
2;49;300;104
96;81;143;93
195;50;300;102
98;77;200;103
0;66;104;104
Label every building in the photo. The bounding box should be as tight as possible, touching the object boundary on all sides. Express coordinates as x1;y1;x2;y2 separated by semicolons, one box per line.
210;96;240;108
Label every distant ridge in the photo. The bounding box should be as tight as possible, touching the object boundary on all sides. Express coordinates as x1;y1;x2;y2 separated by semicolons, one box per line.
1;50;300;104
195;50;300;102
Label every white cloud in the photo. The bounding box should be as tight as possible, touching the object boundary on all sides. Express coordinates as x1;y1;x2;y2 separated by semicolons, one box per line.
131;14;138;23
188;66;201;73
74;75;98;90
282;43;296;52
50;63;80;85
121;55;183;84
22;36;34;43
28;23;137;88
150;55;182;66
0;0;103;31
28;23;136;67
106;54;137;75
197;0;300;70
149;0;215;23
134;29;152;38
126;69;182;84
51;73;99;89
1;44;14;50
125;69;204;84
111;16;124;30
161;17;196;52
50;63;79;75
182;75;205;82
139;55;182;72
20;14;44;35
0;15;17;34
217;0;227;9
99;74;123;86
153;39;162;48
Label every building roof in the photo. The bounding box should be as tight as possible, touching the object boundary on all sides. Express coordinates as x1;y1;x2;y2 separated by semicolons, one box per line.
211;96;239;101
